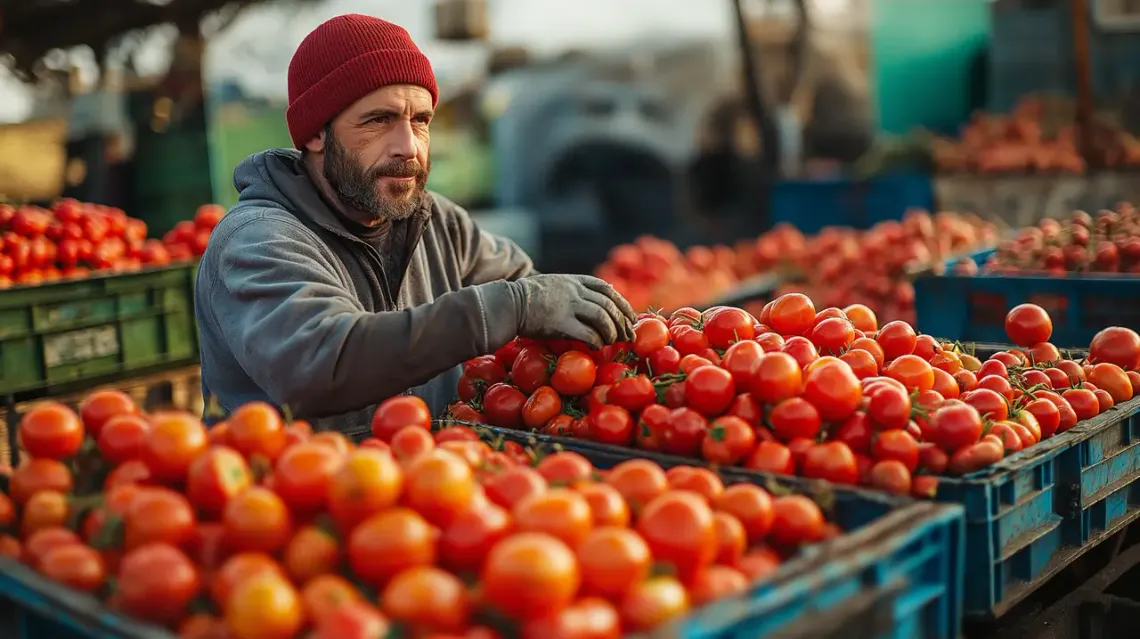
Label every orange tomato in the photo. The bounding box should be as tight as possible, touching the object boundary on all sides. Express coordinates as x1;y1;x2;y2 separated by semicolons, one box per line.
309;431;352;456
439;501;512;574
22;526;80;569
117;543;201;625
619;576;690;631
140;411;208;483
521;597;621;639
512;488;594;549
273;442;342;513
483;465;547;511
535;452;595;485
666;466;726;503
227;402;288;462
301;574;364;626
186;446;253;517
9;458;72;504
0;492;14;527
390;425;436;463
21;489;68;535
381;566;470;633
481;532;581;621
605;459;669;513
79;389;138;438
284;525;341;583
347;508;436;586
327;449;404;534
575;481;631;528
226;572;304;639
713;484;774;544
689;565;749;606
18;402;84;460
39;543;105;592
736;546;783;581
0;534;21;559
123;487;197;550
577;527;652;600
635;491;716;584
371;395;432;442
223;487;292;554
96;414;151;464
401;450;476;527
713;511;748;566
211;552;285;609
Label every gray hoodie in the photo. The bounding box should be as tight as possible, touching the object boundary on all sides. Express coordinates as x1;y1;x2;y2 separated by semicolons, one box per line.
195;149;535;438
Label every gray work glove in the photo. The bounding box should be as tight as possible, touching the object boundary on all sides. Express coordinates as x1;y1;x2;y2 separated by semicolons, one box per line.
514;274;637;349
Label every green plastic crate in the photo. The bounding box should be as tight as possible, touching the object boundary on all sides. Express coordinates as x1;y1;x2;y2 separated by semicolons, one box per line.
0;264;199;399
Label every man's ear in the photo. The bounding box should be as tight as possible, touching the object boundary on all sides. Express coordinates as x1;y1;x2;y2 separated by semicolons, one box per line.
304;129;326;154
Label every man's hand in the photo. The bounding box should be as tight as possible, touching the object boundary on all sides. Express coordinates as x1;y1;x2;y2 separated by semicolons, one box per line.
515;274;637;349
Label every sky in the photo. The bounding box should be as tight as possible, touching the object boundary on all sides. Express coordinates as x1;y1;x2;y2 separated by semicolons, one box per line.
0;0;861;122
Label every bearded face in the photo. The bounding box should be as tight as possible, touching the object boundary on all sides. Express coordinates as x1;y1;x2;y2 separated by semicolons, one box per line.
322;122;431;223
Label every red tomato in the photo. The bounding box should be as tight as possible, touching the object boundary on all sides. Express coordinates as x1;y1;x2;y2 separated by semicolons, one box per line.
1004;304;1053;347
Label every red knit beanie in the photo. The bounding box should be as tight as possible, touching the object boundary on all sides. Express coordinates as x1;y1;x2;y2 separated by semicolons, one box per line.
286;14;438;148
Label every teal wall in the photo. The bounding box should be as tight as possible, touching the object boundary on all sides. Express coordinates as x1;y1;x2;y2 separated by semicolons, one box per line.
872;0;991;135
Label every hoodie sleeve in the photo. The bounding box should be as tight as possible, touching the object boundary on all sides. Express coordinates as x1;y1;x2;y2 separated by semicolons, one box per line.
202;210;524;418
437;196;538;284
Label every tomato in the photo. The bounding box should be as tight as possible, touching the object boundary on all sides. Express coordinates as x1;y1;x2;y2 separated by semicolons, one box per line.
536;451;595;485
884;355;935;393
809;317;856;355
123;487;196;550
928;401;983;452
522;597;621;639
871;429;920;472
186;446;252;518
576;526;652;599
18;402;83;460
438;501;511;574
689;565;749;607
768;293;816;336
542;413;574;437
226;572;304;639
402;449;476;527
782;336;819;369
521;386;563;429
103;459;151;490
632;317;671;355
725;392;763;427
671;325;710;356
704;307;756;349
40;543;105;592
511;347;555;394
551;351;598;396
646;345;682;376
226;402;287;461
79;390;138;439
977;359;1009;381
118;543;201;625
619;575;689;631
843;304;878;333
875;321;917;361
1089;327;1140;370
839;348;878;380
327;449;403;533
607;375;656;413
139;411;208;483
279;525;339;584
1088;363;1134;403
513;488;594;548
684;366;735;416
866;384;912;431
767;397;820;441
665;466;725;502
802;441;859;484
482;532;581;621
223;486;292;554
660;407;709;457
868;460;912;495
636;491;715;584
719;340;764;389
744;441;796;475
483;383;527;428
701;415;757;465
369;395;431;443
573;482;629;529
314;601;389;639
768;495;825;546
1062;388;1100;421
93;414;149;464
749;352;802;404
713;483;773;544
380;565;469;633
1005;304;1053;347
948;440;1004;475
22;490;69;535
802;360;862;422
348;508;436;585
1025;398;1061;439
736;546;782;581
963;388;1010;421
210;552;284;609
9;458;72;504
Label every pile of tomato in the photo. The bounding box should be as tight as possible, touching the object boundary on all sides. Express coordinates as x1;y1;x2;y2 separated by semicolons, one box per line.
0;200;221;289
954;203;1140;276
597;210;996;325
0;389;844;639
450;295;1140;498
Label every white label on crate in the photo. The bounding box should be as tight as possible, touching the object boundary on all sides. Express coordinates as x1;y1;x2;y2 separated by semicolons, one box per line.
43;326;120;368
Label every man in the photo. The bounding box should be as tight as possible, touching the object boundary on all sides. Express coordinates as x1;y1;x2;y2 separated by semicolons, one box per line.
195;14;636;437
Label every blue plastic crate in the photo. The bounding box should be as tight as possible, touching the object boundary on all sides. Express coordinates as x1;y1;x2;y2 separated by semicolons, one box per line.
476;428;965;639
769;173;935;235
915;249;1140;348
926;397;1140;619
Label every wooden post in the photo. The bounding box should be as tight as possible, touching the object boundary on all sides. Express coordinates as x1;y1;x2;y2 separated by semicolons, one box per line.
1070;0;1095;161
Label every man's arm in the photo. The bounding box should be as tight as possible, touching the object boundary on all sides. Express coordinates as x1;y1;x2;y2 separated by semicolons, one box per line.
203;212;524;418
438;195;539;285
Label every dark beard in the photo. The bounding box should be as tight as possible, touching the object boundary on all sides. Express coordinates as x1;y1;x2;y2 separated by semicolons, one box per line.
323;126;430;223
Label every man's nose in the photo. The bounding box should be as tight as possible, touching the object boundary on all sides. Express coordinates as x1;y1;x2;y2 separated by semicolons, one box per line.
387;120;418;159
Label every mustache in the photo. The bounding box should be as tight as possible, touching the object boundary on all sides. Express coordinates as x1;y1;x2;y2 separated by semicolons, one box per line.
369;161;424;179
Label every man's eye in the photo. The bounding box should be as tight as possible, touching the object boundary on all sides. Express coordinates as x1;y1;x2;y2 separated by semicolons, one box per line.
367;115;391;125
